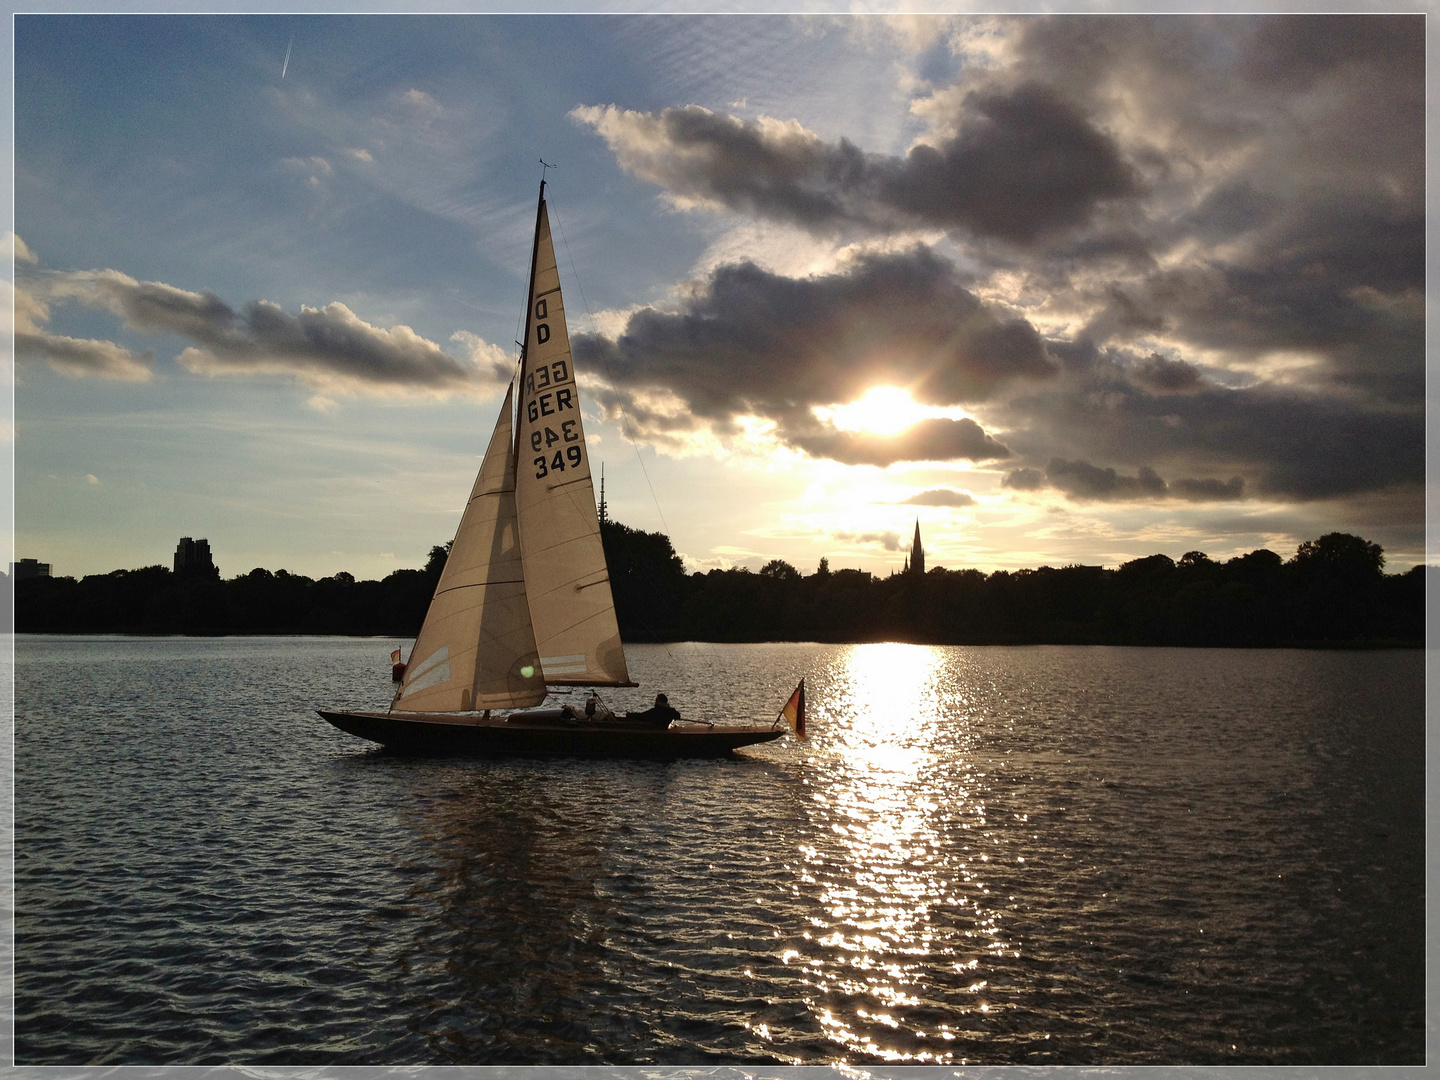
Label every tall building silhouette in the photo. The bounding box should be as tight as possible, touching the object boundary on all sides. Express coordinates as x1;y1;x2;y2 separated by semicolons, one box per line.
909;519;924;576
174;537;218;578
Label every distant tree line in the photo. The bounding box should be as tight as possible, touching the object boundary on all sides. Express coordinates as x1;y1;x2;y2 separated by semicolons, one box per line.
15;524;1425;647
15;548;447;636
669;532;1424;647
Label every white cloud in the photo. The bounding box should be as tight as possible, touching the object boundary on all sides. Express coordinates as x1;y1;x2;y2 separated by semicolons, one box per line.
12;277;156;382
29;265;508;398
9;233;38;265
17;331;155;382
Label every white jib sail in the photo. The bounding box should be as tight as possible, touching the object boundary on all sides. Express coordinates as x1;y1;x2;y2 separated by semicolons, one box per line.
513;198;631;687
395;384;547;712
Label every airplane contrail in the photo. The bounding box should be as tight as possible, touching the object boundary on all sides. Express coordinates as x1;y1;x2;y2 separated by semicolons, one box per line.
282;37;292;79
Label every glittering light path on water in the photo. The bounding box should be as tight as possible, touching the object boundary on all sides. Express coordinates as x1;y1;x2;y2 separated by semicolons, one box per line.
783;644;1026;1062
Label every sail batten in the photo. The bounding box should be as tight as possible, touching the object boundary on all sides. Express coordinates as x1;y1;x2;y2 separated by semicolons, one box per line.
432;578;527;595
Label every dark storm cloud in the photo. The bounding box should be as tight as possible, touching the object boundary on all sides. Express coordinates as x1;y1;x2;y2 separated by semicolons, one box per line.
1121;203;1423;380
575;247;1048;464
1009;15;1422;392
1239;13;1421;90
792;417;1009;468
900;488;976;508
1007;14;1421;168
1079;286;1167;345
990;15;1418;506
1171;476;1244;501
1129;353;1204;394
575;81;1137;244
1047;458;1167;500
1169;389;1423;500
1001;456;1244;503
884;83;1138;243
1001;467;1045;492
33;268;502;395
995;374;1420;503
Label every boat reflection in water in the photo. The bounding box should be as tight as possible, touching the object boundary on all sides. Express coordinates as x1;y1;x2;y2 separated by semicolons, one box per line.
371;750;813;1063
382;762;628;1061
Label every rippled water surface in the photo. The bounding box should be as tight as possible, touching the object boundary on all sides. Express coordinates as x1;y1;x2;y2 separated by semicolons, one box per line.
15;636;1425;1065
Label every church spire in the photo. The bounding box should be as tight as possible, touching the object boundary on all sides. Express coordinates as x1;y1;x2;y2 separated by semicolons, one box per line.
909;518;925;576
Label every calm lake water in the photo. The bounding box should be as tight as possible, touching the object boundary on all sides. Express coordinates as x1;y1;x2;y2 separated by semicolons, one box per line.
13;635;1425;1066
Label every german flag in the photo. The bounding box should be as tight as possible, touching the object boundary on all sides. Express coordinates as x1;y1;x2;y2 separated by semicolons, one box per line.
777;679;806;738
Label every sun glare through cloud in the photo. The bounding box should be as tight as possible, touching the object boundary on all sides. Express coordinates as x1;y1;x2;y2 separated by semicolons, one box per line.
822;387;970;437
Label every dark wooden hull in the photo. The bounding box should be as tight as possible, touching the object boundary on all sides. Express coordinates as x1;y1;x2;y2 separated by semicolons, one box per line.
318;708;786;759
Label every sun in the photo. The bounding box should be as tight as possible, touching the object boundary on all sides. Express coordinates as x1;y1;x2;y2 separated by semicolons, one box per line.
829;387;929;436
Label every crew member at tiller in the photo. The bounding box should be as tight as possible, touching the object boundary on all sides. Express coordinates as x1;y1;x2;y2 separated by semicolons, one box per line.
629;693;682;728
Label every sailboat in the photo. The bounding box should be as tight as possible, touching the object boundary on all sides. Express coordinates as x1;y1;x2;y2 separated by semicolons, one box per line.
319;180;796;759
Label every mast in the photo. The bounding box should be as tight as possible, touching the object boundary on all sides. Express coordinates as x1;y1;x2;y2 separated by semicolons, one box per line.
514;176;548;469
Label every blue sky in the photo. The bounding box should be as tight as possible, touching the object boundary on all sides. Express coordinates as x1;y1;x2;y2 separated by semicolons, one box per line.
12;13;1428;581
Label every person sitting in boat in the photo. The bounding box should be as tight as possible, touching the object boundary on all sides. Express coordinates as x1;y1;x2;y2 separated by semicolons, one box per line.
628;693;682;728
584;694;615;721
560;694;615;723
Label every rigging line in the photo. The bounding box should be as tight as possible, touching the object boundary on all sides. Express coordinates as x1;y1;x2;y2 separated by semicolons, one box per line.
547;193;671;540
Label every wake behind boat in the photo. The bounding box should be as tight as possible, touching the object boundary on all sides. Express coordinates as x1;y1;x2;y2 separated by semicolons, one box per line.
320;178;800;759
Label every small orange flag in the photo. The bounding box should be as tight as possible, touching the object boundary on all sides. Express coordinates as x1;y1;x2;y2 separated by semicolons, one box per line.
778;678;806;738
390;648;403;664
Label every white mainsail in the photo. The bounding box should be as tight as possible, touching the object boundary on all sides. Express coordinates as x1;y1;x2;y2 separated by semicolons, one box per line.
394;384;547;712
512;194;632;687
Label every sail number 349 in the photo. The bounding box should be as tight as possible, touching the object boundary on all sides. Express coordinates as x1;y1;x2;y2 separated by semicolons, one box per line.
532;420;582;478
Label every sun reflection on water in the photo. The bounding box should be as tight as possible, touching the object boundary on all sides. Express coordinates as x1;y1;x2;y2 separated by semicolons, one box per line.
788;642;1018;1063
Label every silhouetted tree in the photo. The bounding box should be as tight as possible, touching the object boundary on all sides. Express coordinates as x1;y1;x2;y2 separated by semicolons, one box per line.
601;519;686;640
1288;532;1386;640
1292;532;1384;579
760;559;801;581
